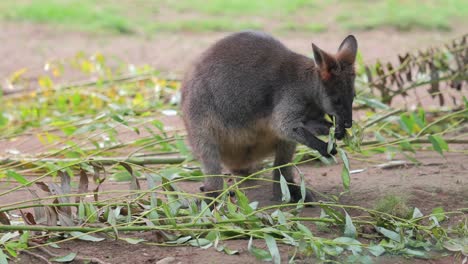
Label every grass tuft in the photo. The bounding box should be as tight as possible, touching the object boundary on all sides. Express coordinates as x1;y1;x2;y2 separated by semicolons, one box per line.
374;195;412;219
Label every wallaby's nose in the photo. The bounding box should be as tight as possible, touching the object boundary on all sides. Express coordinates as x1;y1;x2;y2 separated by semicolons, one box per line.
344;121;352;128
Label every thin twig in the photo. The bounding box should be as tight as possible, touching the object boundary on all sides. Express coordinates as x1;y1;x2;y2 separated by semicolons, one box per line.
22;250;52;264
0;155;185;166
4;72;155;99
29;241;111;264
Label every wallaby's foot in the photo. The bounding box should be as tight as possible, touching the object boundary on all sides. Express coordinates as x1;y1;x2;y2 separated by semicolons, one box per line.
288;184;316;204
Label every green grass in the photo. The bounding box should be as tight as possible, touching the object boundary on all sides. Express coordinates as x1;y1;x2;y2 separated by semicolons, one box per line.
0;0;466;33
337;0;468;31
153;19;262;32
166;0;314;16
0;0;135;34
374;195;411;219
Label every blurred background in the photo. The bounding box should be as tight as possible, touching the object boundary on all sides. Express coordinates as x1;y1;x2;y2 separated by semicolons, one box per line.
0;0;466;80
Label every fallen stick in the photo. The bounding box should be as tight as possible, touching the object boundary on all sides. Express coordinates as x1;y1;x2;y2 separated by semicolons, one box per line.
0;155;186;166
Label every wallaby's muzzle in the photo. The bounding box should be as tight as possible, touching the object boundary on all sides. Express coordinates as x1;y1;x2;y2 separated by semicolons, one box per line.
334;116;346;140
344;120;352;128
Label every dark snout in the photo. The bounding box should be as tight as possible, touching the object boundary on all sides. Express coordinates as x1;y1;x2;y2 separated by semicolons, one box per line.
344;120;353;128
334;116;352;140
334;115;345;140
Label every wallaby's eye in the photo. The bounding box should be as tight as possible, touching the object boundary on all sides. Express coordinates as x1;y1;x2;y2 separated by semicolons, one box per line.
332;98;341;105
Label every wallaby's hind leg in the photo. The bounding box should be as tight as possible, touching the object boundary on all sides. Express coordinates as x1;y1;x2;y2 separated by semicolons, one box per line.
191;136;224;198
272;140;315;202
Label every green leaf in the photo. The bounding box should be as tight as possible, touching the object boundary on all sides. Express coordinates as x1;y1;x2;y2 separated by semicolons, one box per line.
49;243;60;249
319;204;345;224
333;237;362;255
85;204;98;223
299;171;306;204
401;248;428;258
296;222;313;237
428;135;448;156
412;207;424;219
0;249;7;264
344;212;357;238
122;238;146;245
338;149;350;191
264;234;281;264
0;232;19;244
188;238;212;247
168;236;191;244
443;238;467;253
70;232;105;242
274;210;287;226
374;131;386;142
323;245;344;256
78;201;85;221
236;189;253;214
376;227;401;242
327;127;335;154
431;207;445;222
0;112;8;128
110;114;128;126
38;75;53;89
6;170;29;185
19;232;29;245
400;113;414;134
248;237;272;261
216;245;239;255
368;244;385;256
50;252;77;262
279;174;291;203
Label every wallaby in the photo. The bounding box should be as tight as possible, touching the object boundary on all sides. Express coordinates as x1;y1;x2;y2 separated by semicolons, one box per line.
181;31;357;202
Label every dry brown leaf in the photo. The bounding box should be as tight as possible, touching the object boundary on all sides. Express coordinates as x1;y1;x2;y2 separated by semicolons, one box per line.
19;210;36;225
0;211;11;225
76;168;89;203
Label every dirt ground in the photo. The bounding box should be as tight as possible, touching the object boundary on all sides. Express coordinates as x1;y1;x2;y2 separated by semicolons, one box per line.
1;21;466;80
1;22;467;263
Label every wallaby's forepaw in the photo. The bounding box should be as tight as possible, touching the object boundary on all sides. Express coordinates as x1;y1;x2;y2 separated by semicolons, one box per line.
318;143;337;157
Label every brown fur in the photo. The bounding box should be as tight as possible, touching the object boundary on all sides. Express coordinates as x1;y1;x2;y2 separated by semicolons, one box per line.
181;31;358;202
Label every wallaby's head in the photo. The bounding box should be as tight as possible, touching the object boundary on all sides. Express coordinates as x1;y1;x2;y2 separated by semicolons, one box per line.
312;35;358;139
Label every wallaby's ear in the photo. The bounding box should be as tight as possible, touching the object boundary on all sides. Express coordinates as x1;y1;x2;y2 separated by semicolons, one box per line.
312;43;338;80
337;35;358;64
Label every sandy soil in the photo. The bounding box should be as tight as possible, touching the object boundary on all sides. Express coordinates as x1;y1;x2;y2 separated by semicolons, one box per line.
1;21;465;80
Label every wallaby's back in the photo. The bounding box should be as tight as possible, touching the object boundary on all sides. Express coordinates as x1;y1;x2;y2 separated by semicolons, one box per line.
182;31;313;130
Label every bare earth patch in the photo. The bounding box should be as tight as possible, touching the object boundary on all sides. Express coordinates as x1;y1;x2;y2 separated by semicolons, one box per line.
1;21;466;79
